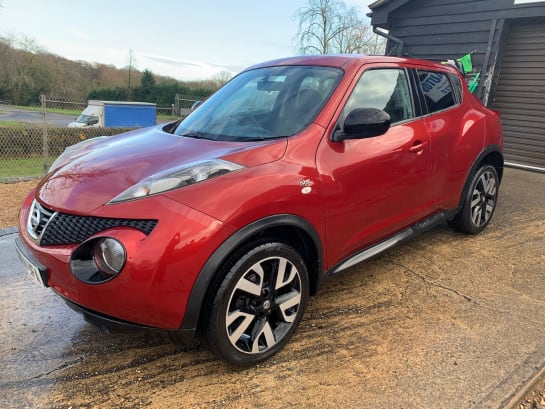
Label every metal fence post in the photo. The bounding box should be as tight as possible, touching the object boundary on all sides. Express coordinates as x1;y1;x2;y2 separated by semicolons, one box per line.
175;94;180;117
40;94;49;174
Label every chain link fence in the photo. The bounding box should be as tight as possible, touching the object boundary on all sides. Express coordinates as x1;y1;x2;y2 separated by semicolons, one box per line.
0;94;204;183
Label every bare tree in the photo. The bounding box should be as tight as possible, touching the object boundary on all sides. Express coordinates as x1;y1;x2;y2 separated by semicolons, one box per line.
335;16;386;55
0;34;51;104
294;0;385;55
211;70;233;88
199;71;234;92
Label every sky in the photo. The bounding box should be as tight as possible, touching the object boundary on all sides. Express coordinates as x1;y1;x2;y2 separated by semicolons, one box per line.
0;0;376;81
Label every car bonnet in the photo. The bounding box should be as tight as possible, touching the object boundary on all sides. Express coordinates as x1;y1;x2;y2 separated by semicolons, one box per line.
36;125;287;214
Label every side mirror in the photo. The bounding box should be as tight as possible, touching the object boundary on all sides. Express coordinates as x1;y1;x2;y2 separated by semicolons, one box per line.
331;108;391;142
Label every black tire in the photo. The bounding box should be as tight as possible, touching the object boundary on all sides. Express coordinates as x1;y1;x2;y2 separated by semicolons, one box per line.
206;242;309;365
451;164;499;234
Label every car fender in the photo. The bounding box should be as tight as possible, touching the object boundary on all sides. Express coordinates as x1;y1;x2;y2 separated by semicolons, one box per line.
178;214;323;333
456;144;504;209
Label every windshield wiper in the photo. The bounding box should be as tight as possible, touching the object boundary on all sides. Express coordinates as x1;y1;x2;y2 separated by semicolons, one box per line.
240;135;287;142
180;131;208;139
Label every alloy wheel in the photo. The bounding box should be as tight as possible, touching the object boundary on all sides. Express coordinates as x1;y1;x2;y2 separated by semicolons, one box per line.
470;169;497;227
225;256;302;354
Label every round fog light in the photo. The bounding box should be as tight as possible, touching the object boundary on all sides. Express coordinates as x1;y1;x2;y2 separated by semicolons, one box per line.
94;238;126;276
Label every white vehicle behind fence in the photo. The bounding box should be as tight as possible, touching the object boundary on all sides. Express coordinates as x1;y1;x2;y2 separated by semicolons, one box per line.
68;100;157;128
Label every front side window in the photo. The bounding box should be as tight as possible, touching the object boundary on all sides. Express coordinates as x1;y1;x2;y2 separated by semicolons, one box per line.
174;66;343;141
343;68;414;124
418;70;456;114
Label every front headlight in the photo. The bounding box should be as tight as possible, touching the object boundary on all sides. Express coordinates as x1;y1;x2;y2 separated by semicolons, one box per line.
109;159;244;204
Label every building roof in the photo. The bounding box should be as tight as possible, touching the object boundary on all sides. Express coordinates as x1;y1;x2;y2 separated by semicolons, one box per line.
369;0;389;9
369;0;412;28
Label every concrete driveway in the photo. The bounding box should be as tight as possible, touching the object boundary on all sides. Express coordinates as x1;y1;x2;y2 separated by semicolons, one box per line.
1;168;544;408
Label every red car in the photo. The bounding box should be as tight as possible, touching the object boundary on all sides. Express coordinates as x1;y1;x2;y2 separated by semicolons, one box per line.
16;55;503;365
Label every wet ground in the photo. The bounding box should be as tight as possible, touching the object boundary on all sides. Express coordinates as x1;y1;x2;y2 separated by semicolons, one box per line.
1;168;545;409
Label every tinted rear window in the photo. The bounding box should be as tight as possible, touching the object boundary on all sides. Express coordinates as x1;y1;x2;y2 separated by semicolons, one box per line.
418;71;456;114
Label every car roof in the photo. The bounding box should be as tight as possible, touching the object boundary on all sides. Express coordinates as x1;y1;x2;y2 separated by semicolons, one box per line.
247;54;459;75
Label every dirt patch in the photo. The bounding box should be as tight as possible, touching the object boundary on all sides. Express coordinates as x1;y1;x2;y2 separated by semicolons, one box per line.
0;180;38;229
3;169;545;408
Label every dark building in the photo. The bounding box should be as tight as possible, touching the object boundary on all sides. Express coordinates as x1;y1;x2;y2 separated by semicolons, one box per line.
370;0;545;171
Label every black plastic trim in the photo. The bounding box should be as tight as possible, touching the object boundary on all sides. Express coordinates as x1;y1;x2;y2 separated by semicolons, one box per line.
325;209;457;276
407;68;425;118
15;236;49;287
63;298;195;343
179;214;323;333
41;213;157;246
457;145;504;208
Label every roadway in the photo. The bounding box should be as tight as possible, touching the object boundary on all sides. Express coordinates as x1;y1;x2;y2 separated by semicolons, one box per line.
0;104;75;126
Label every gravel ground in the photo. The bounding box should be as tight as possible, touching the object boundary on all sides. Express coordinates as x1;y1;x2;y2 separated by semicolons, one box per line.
0;179;38;230
2;178;545;407
520;377;545;409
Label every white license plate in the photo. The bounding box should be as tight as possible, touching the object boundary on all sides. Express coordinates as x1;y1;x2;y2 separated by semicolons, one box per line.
15;240;47;288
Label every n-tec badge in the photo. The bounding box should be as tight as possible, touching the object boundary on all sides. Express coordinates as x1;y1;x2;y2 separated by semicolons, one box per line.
300;179;314;195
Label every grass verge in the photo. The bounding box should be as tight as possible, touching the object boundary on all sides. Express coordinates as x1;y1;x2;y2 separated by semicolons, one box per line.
11;105;82;116
0;121;39;128
0;157;47;180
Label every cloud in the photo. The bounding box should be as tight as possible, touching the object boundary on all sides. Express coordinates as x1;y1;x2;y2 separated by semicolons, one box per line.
140;53;244;80
66;29;95;42
144;55;202;68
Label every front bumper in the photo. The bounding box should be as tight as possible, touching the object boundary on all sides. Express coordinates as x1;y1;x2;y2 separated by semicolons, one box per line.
15;236;48;287
17;190;234;330
63;298;196;344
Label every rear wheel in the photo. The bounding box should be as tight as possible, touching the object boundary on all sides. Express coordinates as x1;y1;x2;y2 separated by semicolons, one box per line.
451;164;499;234
206;242;309;365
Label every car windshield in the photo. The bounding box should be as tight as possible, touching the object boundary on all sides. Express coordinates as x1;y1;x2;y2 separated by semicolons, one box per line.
76;114;98;124
173;65;343;141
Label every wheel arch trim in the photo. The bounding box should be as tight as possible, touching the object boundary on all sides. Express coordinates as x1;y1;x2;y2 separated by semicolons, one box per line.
178;214;323;334
458;145;503;208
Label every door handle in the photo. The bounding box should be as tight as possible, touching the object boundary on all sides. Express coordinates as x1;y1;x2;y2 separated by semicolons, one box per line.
409;141;429;153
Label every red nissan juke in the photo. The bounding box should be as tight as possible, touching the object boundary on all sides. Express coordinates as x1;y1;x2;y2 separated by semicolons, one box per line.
16;55;503;365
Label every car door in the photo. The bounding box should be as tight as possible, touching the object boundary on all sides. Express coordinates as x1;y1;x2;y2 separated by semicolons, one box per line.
316;66;437;267
415;69;471;209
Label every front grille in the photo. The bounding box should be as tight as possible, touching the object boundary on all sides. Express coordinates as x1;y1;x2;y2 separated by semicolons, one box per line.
27;200;55;241
27;200;158;246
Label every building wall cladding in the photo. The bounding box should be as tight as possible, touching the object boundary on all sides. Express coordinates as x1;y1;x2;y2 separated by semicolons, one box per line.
385;0;501;64
371;0;545;170
373;0;545;55
490;18;545;170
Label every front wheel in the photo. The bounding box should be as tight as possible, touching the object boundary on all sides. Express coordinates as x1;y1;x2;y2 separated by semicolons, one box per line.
451;164;499;234
206;242;309;365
